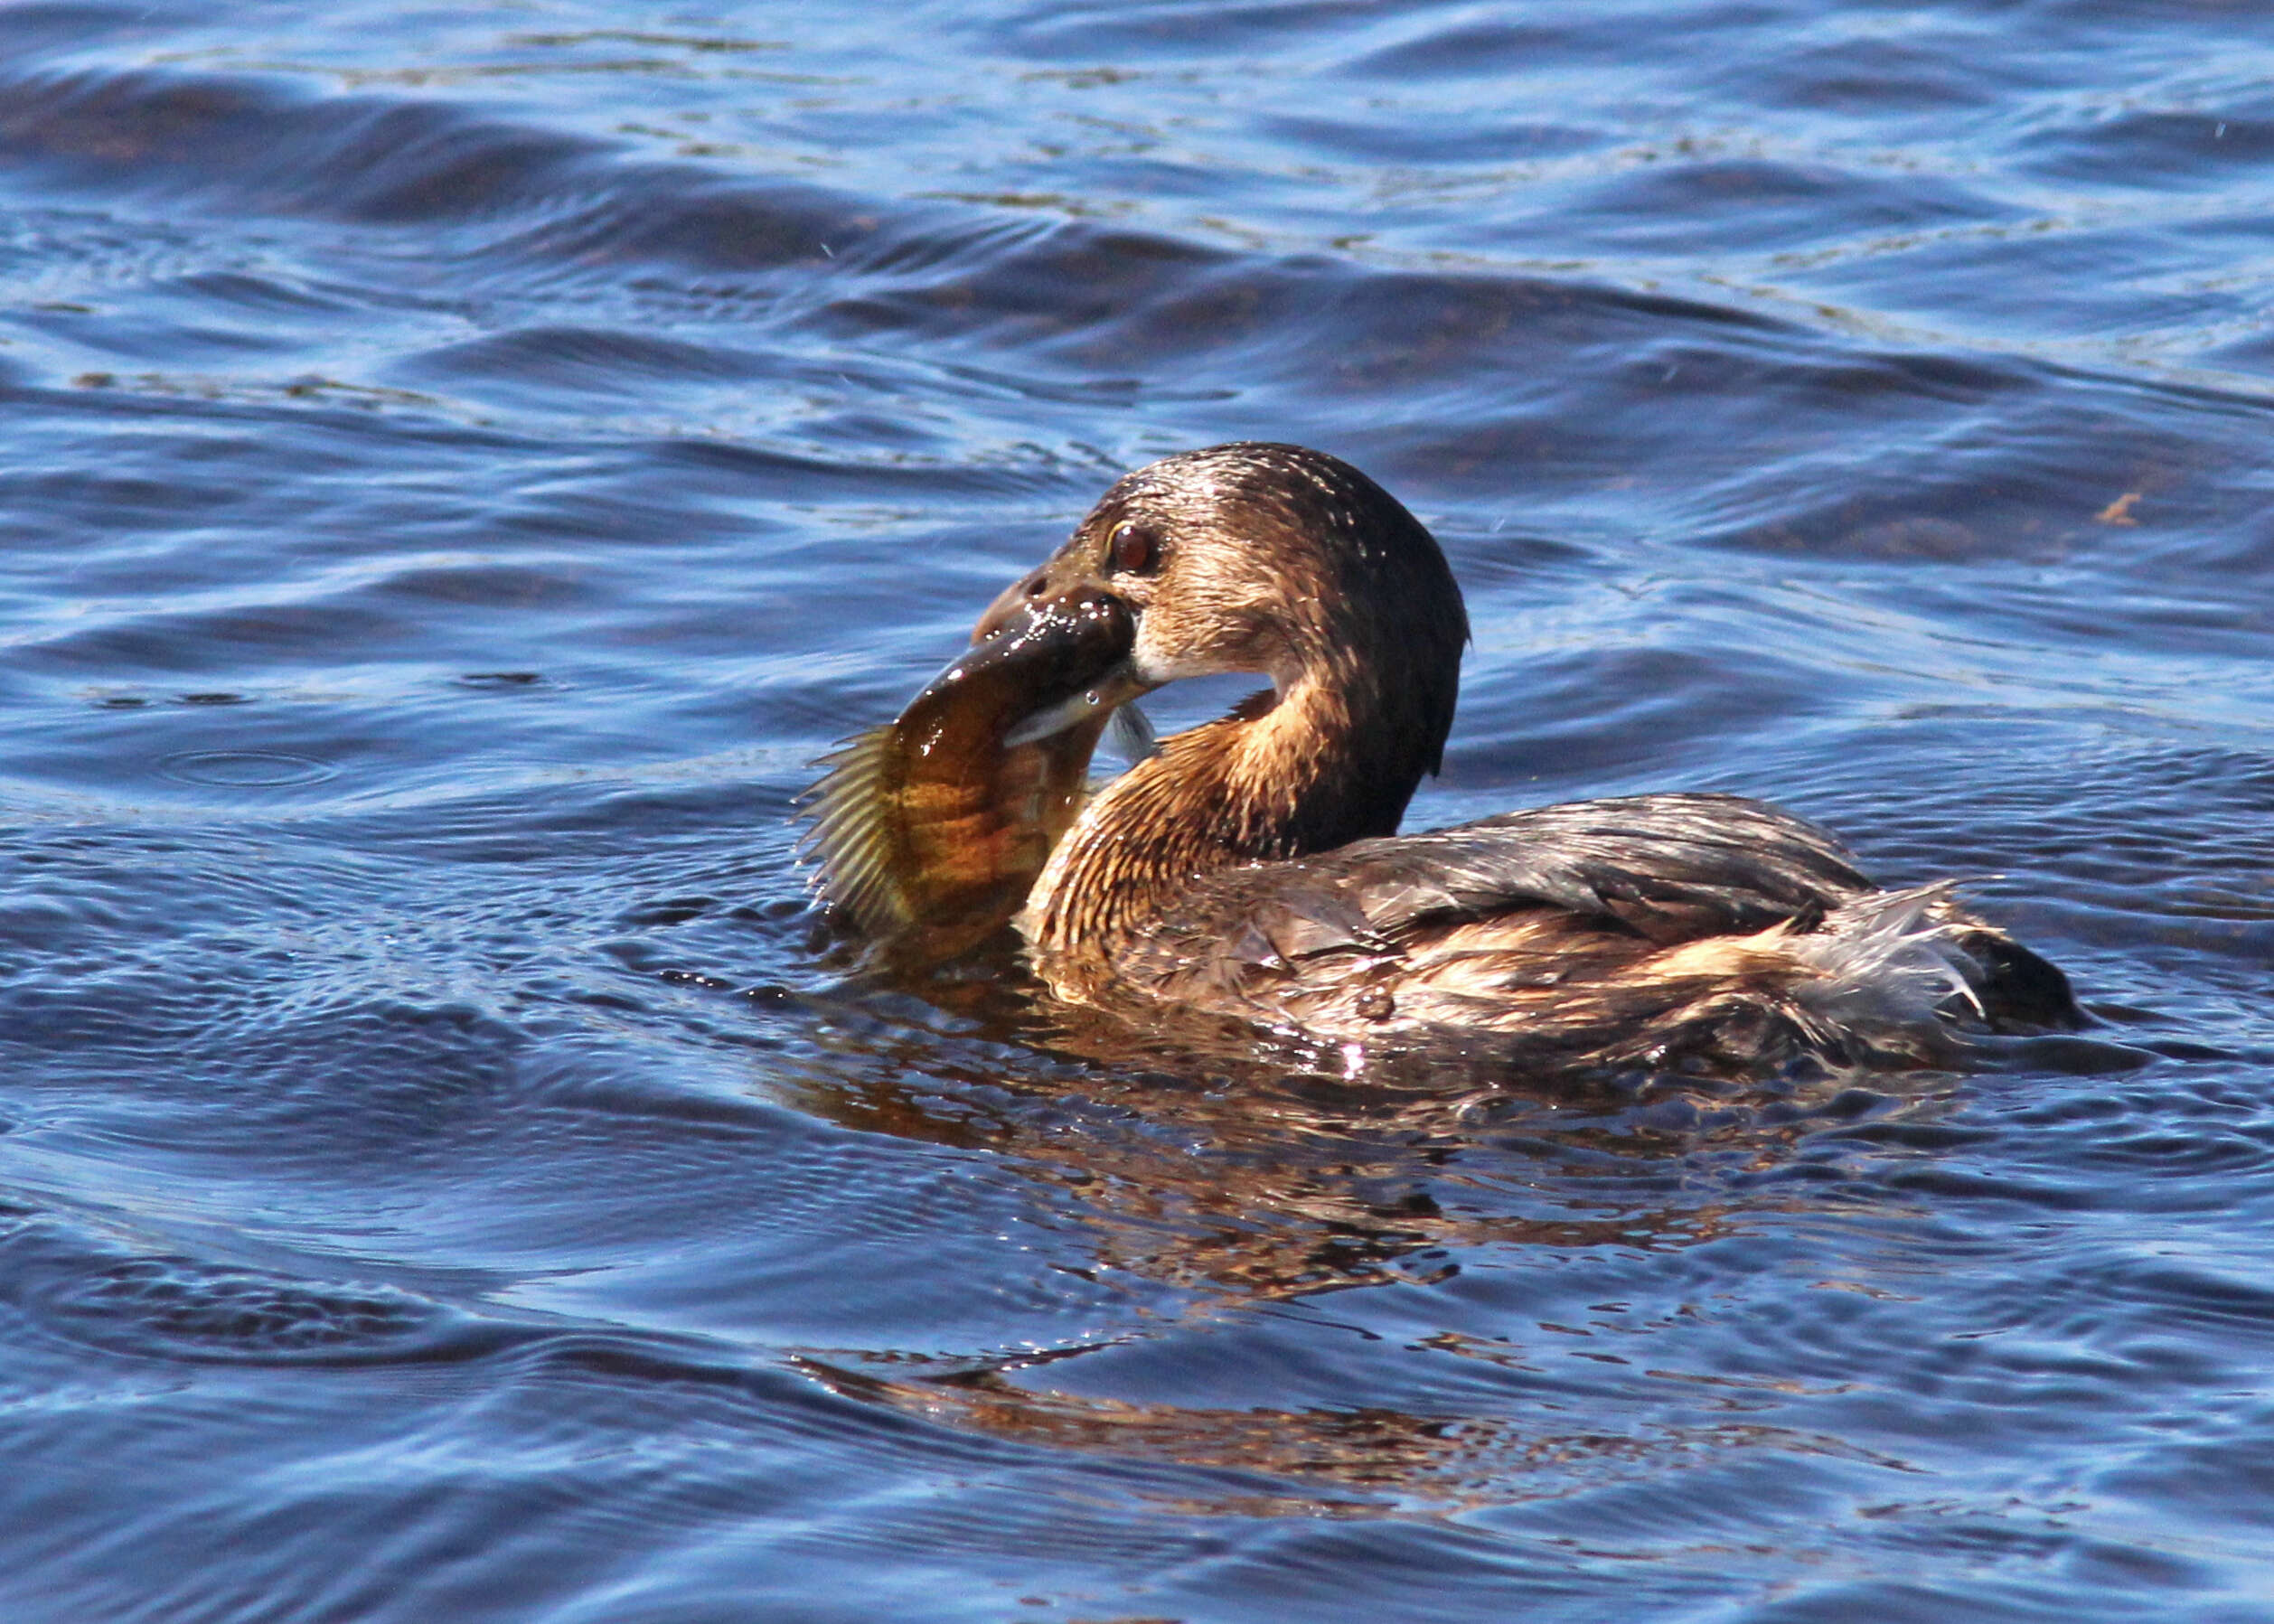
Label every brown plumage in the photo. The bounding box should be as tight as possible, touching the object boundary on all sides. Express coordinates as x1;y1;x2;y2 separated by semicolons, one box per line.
811;441;2080;1072
992;443;2076;1070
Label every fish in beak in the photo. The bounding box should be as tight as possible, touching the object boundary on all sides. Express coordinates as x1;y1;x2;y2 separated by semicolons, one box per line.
974;568;1160;758
798;585;1144;967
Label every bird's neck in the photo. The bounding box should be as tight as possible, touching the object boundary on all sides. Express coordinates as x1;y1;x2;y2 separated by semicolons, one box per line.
1019;671;1427;973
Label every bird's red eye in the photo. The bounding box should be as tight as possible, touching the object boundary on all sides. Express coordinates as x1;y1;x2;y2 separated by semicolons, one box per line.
1112;521;1157;574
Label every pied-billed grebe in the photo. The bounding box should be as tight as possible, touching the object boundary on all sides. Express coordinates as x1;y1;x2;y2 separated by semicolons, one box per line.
810;442;2079;1070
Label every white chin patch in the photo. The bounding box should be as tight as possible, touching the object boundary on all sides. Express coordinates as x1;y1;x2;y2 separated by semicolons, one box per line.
1132;621;1282;692
1131;621;1226;685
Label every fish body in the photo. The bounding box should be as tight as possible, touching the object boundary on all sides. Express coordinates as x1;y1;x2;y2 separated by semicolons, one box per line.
797;587;1138;967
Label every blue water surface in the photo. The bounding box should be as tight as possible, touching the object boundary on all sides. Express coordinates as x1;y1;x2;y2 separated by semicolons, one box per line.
3;2;2274;1619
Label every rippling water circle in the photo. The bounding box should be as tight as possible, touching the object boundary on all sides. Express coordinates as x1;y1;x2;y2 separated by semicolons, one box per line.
159;749;338;787
2;2;2273;1621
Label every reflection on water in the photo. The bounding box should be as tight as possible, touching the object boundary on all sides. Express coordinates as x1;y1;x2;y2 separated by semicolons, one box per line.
790;1037;1750;1297
4;0;2274;1619
804;1349;1924;1520
769;967;2016;1522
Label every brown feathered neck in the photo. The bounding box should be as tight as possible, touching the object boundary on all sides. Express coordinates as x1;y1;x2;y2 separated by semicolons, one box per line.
1020;449;1470;976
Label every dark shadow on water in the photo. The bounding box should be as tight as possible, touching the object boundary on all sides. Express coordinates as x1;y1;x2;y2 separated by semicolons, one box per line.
781;946;1886;1243
727;939;2012;1506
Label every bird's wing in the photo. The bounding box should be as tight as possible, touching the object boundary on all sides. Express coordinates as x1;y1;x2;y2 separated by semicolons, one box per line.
1124;793;1875;990
1326;793;1874;943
